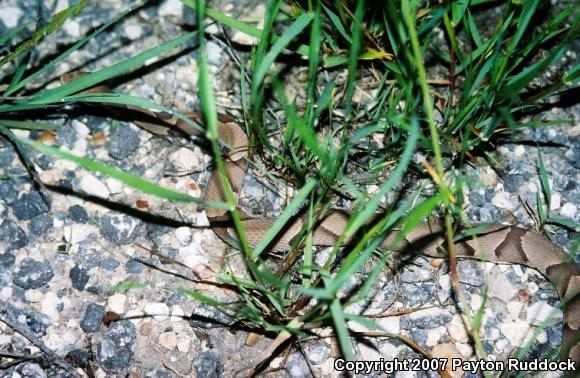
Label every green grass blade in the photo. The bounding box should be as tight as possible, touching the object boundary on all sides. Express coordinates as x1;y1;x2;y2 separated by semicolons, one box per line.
27;30;198;104
252;178;317;258
0;119;57;131
329;291;354;360
16;136;231;208
5;3;144;96
0;20;34;46
0;0;89;69
537;148;551;212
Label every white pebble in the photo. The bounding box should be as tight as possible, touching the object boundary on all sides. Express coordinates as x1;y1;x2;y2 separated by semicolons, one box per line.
144;302;170;322
107;293;126;314
24;289;43;303
560;203;576;218
170;305;184;322
177;335;190;353
41;292;60;323
167;147;203;174
549;192;561;211
124;24;143;40
492;192;513;210
499;321;532;347
0;6;22;28
526;301;563;326
514;145;526;157
159;0;182;17
63;224;94;244
63;19;81;38
78;173;110;198
206;41;223;65
175;227;192;245
488;270;517;303
376;316;399;334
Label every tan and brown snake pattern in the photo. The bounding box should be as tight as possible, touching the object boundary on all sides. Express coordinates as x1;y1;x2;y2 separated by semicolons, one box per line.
71;75;580;367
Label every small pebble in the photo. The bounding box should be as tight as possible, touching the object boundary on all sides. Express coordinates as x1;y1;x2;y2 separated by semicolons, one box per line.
100;211;144;245
158;332;178;350
107;293;126;314
191;350;223;378
560;203;576;218
81;303;106;333
12;192;50;220
70;266;90;291
0;6;22;28
107;124;140;159
96;320;136;373
0;219;28;251
78;173;110;199
30;214;53;234
124;24;143;40
68;205;89;223
12;258;53;289
125;259;144;274
526;301;563;326
144;302;169;322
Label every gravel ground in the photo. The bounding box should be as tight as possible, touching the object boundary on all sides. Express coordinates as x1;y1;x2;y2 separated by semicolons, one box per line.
0;1;578;377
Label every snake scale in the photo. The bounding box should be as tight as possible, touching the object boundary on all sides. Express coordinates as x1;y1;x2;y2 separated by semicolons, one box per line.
71;75;579;367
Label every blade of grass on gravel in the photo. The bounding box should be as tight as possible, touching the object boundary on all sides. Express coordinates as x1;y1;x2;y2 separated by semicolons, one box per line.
0;0;89;69
5;2;146;96
26;30;198;105
0;119;57;131
0;20;34;46
326;275;355;361
16;136;231;208
537;147;551;212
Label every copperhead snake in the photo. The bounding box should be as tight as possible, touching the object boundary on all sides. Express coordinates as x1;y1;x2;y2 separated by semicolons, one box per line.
67;74;579;367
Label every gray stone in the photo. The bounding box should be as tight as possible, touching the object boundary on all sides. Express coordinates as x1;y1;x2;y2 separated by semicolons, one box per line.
96;320;136;373
12;258;53;289
68;205;89;223
57;124;77;147
125;258;144;274
101;256;120;271
0;252;15;268
25;311;49;337
16;362;46;378
100;211;144;245
0;181;17;204
0;146;16;167
74;247;102;270
30;213;53;234
191;350;223;378
81;303;105;333
12;191;50;220
107;124;140;159
305;344;329;365
458;260;485;287
0;219;28;251
70;265;90;291
190;304;235;329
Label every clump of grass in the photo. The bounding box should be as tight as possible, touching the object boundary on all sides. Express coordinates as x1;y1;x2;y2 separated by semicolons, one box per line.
0;0;578;374
185;0;579;370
